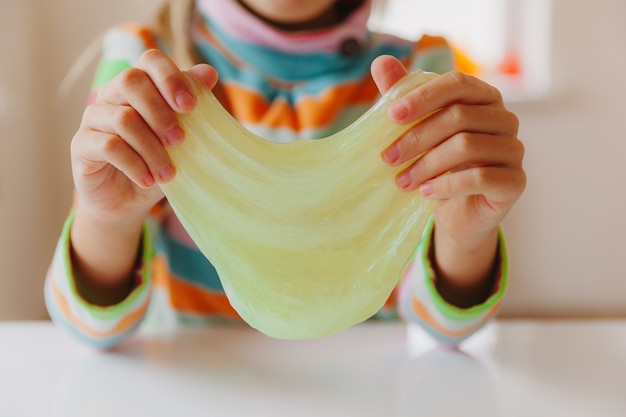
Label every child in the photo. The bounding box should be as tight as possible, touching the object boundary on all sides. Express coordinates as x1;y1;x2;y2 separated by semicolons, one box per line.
45;0;525;349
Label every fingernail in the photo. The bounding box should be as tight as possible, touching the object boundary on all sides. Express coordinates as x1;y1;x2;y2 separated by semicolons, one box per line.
419;181;433;197
142;173;155;188
165;125;184;147
175;91;195;111
383;145;399;165
390;100;408;121
158;164;176;183
396;172;412;189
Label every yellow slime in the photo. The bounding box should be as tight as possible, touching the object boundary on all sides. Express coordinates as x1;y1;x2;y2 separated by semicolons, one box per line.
160;70;439;339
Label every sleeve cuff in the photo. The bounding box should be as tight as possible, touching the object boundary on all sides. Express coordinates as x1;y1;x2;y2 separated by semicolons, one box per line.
45;211;154;348
399;216;508;344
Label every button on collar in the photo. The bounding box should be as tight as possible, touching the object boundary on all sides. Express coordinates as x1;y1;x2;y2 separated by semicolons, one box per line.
339;37;362;57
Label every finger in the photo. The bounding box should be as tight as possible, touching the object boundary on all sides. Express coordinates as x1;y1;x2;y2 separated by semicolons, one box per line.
95;49;192;111
95;66;185;148
399;132;524;190
418;166;527;204
371;55;409;94
72;128;156;189
187;63;219;90
135;49;198;113
82;103;176;184
382;103;520;166
96;49;202;148
389;71;504;124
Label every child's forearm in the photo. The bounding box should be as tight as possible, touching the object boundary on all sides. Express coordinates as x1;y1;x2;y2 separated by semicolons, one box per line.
69;208;145;306
432;226;499;308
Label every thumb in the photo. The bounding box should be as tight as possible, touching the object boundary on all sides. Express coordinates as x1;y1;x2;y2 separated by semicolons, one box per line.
187;63;219;91
370;55;409;94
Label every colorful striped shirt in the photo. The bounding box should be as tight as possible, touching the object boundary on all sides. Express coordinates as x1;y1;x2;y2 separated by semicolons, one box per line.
45;0;507;349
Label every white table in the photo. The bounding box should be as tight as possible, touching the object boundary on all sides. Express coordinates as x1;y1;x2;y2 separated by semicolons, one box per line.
0;319;624;417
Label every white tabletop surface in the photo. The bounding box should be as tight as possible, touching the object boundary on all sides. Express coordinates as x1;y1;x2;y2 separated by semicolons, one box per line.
0;319;624;417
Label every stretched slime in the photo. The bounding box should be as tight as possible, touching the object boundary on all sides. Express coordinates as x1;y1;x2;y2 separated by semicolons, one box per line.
160;70;439;339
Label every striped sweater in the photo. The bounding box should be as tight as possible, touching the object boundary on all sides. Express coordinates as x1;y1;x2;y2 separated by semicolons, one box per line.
45;0;507;349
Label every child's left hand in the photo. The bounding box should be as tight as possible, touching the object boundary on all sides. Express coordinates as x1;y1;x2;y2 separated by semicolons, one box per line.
371;55;526;249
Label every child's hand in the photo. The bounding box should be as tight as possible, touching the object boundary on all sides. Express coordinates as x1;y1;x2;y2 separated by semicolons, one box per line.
371;55;525;247
371;55;525;306
71;49;218;225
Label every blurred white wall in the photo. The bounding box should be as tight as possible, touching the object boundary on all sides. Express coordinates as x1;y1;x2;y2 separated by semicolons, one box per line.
503;0;626;318
0;0;159;319
0;0;624;320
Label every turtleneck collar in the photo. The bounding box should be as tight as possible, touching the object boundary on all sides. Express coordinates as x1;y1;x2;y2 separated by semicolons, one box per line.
195;0;372;55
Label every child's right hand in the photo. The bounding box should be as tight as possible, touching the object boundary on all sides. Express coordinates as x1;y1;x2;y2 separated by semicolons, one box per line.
70;49;218;225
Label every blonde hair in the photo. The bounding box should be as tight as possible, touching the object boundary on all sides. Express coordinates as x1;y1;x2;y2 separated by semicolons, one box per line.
151;0;199;70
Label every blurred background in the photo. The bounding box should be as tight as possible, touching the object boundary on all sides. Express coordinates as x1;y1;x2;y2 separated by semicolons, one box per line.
0;0;624;320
